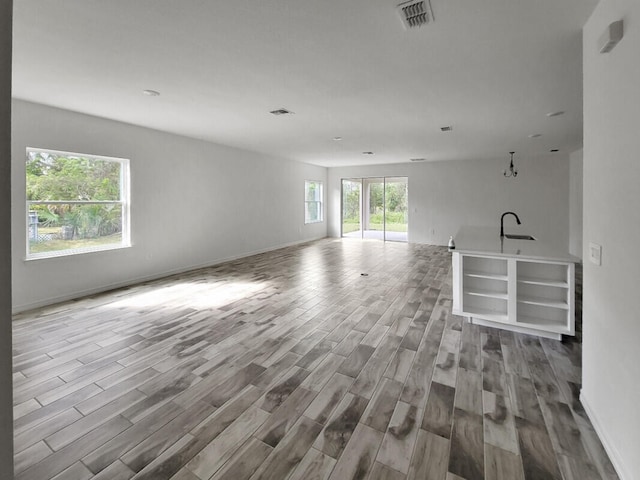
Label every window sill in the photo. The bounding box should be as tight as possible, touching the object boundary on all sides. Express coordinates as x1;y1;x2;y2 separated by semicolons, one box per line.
25;243;132;262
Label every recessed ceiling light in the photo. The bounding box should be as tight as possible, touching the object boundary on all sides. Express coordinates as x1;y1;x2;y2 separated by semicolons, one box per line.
333;137;343;141
362;151;374;155
528;133;542;138
142;89;160;97
269;108;294;116
440;126;453;132
550;149;560;152
546;111;565;117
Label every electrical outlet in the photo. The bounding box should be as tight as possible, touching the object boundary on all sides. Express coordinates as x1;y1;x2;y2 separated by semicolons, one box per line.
589;242;602;266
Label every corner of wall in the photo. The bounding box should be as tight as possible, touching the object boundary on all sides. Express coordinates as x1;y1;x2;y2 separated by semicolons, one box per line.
582;0;640;477
569;148;584;259
0;1;13;478
580;391;631;480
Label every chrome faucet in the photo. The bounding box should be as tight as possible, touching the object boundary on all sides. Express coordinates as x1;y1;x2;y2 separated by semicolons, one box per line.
500;211;521;237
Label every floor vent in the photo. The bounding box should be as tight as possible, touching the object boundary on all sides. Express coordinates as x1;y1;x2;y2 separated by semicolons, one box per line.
397;0;433;30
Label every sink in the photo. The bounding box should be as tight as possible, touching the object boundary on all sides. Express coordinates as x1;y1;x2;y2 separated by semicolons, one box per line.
504;234;535;240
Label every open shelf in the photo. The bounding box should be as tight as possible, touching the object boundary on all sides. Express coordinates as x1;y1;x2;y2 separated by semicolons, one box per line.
466;289;509;300
517;261;568;284
516;301;570;332
462;290;508;324
516;315;570;333
517;295;568;310
517;276;568;288
465;271;508;281
464;307;509;324
463;256;508;278
453;252;575;339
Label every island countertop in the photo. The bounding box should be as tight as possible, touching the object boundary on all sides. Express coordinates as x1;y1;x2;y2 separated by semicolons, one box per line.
452;226;579;263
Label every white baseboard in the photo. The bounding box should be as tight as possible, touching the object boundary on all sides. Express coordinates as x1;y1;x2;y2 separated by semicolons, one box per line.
12;236;328;314
580;391;631;480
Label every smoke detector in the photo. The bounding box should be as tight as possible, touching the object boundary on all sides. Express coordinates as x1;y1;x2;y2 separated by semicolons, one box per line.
397;0;433;30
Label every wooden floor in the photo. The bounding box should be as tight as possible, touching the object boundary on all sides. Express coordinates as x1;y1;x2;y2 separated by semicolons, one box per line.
12;239;619;480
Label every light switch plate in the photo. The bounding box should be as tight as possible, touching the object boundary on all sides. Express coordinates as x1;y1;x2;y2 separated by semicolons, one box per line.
589;242;602;266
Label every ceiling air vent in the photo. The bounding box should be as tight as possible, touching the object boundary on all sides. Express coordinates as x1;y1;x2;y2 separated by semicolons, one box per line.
397;0;433;30
270;108;294;116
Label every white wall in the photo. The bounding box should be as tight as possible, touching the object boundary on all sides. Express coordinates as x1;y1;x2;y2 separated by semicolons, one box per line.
582;1;640;478
569;149;584;259
1;0;13;476
328;154;571;249
12;100;327;312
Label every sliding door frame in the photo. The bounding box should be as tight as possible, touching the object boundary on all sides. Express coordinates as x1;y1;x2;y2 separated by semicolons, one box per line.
340;176;408;242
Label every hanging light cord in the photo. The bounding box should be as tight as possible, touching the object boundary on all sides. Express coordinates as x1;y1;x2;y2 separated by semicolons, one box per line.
504;151;518;177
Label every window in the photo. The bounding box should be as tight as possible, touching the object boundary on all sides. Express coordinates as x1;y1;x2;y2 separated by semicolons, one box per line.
26;148;130;259
305;180;323;224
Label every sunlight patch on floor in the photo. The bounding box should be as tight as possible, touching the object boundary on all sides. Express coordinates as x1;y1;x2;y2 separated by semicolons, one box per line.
107;280;270;309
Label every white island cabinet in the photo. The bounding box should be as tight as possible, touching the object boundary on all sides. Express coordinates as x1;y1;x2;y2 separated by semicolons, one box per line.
451;226;578;340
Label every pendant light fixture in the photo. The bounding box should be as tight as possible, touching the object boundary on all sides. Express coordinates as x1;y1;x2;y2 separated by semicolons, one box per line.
503;151;518;178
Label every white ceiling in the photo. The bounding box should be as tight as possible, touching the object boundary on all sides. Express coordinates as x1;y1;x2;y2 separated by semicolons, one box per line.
12;0;598;167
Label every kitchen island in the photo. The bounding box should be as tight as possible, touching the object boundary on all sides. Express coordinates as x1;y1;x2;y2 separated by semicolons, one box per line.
451;226;578;340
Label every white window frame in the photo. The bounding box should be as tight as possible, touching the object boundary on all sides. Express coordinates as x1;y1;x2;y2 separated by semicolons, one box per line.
25;147;131;260
304;180;323;224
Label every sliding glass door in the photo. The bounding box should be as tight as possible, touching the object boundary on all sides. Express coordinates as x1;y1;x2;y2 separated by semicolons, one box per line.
341;177;408;242
341;179;362;238
363;177;384;239
384;177;408;242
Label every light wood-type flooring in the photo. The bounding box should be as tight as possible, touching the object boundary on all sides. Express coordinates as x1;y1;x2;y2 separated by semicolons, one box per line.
13;239;619;480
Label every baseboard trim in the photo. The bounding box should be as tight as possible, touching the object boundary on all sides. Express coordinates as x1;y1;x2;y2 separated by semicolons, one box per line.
13;236;328;314
580;391;630;480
